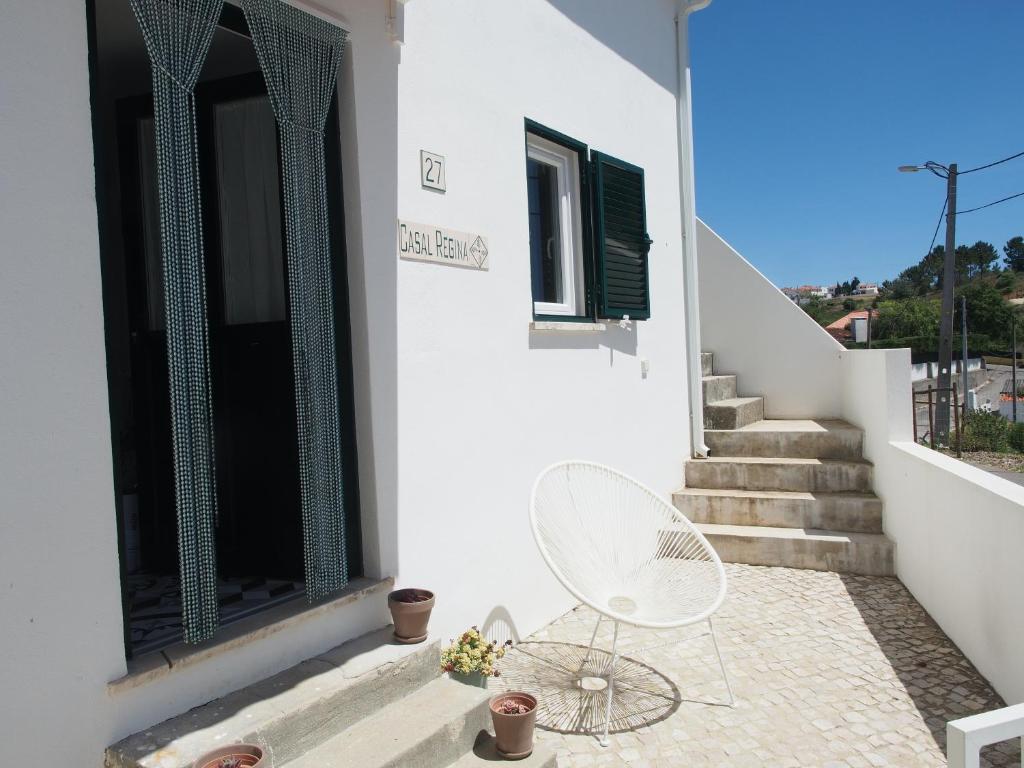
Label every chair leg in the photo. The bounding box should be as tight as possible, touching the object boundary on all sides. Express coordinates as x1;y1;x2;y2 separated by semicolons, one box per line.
709;617;735;707
579;613;603;672
599;620;620;747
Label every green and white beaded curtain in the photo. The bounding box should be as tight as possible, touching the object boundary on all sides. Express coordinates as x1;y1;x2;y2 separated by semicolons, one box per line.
241;0;350;601
129;0;223;643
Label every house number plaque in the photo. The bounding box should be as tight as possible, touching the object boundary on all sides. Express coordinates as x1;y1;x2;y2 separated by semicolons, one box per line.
420;150;446;192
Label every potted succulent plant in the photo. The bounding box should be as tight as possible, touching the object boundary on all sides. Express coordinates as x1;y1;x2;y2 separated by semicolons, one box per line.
388;587;435;643
440;627;512;688
192;744;265;768
489;692;538;759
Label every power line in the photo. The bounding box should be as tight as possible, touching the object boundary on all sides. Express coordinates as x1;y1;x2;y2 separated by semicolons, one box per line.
928;196;947;253
957;190;1024;216
958;150;1024;176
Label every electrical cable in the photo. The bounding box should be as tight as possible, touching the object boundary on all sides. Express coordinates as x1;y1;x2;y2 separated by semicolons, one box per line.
958;150;1024;176
956;191;1024;216
927;196;947;253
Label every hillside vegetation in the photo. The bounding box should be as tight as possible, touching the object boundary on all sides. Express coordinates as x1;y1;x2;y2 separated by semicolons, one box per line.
801;236;1024;358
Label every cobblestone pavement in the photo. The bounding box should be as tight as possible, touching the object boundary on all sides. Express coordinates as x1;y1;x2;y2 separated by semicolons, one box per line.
495;564;1018;767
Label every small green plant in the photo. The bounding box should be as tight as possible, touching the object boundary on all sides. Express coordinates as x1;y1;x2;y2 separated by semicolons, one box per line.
956;409;1010;452
1008;421;1024;452
440;627;511;677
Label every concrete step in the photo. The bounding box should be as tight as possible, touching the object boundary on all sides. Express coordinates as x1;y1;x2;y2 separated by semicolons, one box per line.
704;396;764;429
684;456;873;493
701;351;713;377
702;374;737;405
106;628;441;768
284;677;491;768
692;522;895;576
705;419;865;460
447;733;557;767
673;487;883;533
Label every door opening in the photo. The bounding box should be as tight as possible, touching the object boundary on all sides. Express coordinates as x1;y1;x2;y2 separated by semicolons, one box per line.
89;0;361;657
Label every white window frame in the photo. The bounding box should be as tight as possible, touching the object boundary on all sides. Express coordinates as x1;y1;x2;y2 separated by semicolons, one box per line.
527;133;586;318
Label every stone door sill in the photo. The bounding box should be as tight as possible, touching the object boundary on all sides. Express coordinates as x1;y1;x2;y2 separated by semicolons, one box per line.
108;576;393;693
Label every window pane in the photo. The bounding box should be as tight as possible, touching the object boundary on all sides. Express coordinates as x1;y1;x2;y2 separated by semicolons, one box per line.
527;157;562;304
215;95;286;325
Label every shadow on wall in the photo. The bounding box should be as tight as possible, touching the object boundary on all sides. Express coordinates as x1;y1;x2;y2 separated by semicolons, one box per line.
838;573;1019;766
481;604;523;646
543;0;677;93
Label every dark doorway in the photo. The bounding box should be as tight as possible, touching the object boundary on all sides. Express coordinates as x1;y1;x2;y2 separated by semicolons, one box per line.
89;0;361;656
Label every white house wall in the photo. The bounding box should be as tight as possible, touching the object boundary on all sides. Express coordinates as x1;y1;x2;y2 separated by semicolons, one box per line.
0;0;129;762
0;0;697;762
395;0;691;642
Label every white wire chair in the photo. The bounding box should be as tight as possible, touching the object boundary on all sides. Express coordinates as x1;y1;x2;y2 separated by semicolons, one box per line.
530;460;734;746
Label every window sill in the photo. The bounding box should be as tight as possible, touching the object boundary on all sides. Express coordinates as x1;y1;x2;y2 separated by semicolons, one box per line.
108;576;393;694
529;320;607;333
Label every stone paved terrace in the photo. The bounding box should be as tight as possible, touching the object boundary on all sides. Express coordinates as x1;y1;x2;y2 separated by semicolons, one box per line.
494;564;1020;767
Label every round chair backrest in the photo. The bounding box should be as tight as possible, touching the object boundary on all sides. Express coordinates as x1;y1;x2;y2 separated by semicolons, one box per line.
530;461;726;628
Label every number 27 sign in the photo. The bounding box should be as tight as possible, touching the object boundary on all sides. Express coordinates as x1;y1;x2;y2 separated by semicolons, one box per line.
420;150;446;192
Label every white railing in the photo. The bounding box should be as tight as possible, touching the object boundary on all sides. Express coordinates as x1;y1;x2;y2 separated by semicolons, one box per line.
947;703;1024;767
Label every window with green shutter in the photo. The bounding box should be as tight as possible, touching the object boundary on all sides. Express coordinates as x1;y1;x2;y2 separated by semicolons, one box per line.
524;120;651;323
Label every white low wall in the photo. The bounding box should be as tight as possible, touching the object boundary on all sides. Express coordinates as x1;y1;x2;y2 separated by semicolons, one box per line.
842;349;1024;704
697;220;845;418
696;223;1024;704
912;358;985;383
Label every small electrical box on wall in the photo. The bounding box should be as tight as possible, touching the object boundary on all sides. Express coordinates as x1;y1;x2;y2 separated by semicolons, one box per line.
420;150;446;192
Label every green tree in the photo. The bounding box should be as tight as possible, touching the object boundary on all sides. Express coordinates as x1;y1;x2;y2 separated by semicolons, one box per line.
1004;236;1024;272
956;282;1012;343
842;298;856;311
955;245;972;283
969;241;999;276
883;276;916;299
917;246;944;291
872;297;940;340
801;296;829;324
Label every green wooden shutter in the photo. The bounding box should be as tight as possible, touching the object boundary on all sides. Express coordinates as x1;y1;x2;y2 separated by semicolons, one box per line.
591;152;652;320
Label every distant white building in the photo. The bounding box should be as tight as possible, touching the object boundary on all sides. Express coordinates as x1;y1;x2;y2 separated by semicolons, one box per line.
782;285;832;304
853;283;879;296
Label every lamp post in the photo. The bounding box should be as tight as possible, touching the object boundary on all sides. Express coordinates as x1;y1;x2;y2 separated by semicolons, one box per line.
899;161;957;445
1014;314;1019;424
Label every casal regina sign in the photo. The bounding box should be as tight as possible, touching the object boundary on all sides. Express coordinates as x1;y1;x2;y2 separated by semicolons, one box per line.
397;220;489;270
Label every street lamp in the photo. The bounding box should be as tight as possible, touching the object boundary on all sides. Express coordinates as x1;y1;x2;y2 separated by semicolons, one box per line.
899;160;958;445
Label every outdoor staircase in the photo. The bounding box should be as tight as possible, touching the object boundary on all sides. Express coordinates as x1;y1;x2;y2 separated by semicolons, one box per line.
674;352;895;576
106;627;555;768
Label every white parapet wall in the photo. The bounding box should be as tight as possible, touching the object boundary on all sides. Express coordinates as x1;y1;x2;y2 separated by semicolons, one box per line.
697;220;845;418
842;348;1024;705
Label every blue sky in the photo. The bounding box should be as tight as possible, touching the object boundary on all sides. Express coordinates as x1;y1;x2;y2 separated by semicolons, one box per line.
689;0;1024;289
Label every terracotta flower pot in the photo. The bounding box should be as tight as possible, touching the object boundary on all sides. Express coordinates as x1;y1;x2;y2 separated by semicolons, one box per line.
192;743;265;768
388;588;435;643
489;692;537;759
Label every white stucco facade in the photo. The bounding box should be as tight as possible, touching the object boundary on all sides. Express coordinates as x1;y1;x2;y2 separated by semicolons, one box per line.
0;0;698;763
394;0;692;642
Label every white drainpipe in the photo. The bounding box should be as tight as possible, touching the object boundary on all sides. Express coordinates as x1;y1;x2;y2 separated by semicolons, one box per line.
676;0;711;457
